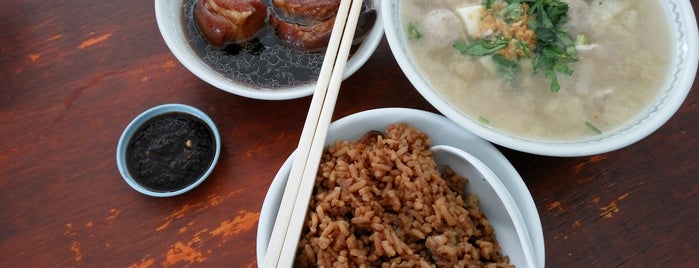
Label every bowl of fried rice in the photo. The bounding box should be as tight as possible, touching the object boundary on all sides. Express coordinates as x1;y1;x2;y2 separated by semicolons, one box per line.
257;108;545;267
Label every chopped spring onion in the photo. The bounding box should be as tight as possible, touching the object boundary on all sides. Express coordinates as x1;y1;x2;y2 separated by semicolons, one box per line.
407;22;423;40
576;34;588;45
585;121;602;134
478;116;491;124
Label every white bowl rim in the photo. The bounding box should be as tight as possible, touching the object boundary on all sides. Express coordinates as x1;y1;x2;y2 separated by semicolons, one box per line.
381;0;699;156
154;0;385;100
116;103;221;197
255;107;545;267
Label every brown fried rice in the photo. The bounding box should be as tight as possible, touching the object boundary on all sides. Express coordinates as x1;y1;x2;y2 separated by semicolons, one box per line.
295;122;512;268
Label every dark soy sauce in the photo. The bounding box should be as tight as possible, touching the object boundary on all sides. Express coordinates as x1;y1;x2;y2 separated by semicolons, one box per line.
126;112;215;192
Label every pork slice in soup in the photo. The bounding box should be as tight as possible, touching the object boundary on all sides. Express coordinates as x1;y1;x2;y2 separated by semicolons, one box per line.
402;0;673;140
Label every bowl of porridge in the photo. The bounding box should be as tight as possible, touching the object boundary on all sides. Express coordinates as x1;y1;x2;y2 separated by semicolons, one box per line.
382;0;698;156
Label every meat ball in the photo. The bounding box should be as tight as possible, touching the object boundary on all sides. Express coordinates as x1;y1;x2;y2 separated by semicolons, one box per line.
194;0;268;47
421;9;463;51
562;0;590;34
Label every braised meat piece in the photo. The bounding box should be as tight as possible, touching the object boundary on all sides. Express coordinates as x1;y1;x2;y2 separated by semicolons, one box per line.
273;0;340;21
194;0;268;47
270;1;377;52
269;12;336;52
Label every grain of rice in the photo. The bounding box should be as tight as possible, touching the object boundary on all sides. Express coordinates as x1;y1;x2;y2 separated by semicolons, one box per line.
295;123;512;267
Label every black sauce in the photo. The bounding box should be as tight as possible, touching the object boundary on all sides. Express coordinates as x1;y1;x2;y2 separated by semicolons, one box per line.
181;0;376;90
126;112;215;192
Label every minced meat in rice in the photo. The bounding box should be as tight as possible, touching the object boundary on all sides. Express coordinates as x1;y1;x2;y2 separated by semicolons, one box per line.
295;123;512;267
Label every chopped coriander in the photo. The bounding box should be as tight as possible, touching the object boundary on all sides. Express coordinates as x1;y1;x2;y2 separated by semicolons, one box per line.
407;22;423;40
454;39;509;56
492;54;520;86
526;0;577;92
461;0;578;92
501;3;524;23
585;121;602;134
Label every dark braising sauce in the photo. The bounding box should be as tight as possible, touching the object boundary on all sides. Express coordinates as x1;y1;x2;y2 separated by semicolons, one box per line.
182;0;376;90
183;0;324;89
126;112;215;192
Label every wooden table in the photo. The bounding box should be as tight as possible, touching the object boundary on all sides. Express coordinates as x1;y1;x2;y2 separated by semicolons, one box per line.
1;1;697;267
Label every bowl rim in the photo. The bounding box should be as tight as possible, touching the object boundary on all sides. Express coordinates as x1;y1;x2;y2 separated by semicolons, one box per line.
381;0;699;156
116;103;221;197
154;0;385;100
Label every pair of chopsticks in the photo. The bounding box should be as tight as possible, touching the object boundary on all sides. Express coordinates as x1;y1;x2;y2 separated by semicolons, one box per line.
262;0;365;267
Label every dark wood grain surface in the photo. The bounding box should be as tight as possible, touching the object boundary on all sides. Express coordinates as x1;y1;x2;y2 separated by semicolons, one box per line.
1;1;697;267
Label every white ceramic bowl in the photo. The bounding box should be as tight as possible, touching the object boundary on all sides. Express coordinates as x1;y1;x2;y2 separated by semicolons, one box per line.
155;0;384;100
382;0;698;156
256;108;546;267
116;104;221;197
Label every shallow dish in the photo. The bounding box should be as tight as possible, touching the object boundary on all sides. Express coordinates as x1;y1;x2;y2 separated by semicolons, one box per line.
256;108;545;267
382;0;698;156
116;103;221;197
155;0;384;100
